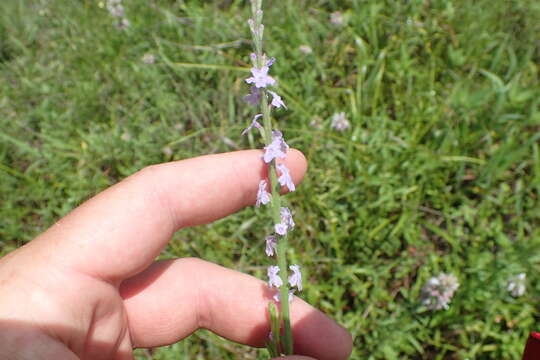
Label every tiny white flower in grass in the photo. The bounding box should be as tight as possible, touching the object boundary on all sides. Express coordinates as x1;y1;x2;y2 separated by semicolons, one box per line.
120;132;131;141
276;163;295;192
288;265;302;291
309;117;322;129
331;112;350;131
162;146;173;157
118;18;130;29
420;273;459;310
507;273;526;297
142;53;156;64
330;11;345;26
106;0;130;29
267;265;282;288
265;235;277;257
106;0;125;17
299;45;313;55
256;179;271;207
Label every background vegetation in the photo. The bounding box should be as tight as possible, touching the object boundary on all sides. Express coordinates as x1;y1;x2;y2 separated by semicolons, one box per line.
1;0;540;358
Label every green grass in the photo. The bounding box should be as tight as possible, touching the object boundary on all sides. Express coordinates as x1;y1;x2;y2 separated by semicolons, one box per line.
1;0;540;358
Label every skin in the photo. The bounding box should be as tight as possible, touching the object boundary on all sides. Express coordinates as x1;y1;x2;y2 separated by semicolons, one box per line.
0;149;353;360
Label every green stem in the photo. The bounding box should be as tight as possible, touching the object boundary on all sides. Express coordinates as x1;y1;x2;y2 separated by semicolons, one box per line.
250;0;293;355
262;91;293;356
277;234;293;354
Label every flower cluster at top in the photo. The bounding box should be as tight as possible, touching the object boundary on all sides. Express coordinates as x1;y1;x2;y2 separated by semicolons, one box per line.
242;9;302;304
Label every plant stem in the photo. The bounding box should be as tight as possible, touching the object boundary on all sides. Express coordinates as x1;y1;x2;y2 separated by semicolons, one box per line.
260;76;293;356
277;234;293;354
250;0;293;354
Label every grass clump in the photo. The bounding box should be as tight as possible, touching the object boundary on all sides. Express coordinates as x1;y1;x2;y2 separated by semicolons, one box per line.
1;0;540;359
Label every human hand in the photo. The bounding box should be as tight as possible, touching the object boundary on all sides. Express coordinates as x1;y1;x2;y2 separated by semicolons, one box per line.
0;150;352;360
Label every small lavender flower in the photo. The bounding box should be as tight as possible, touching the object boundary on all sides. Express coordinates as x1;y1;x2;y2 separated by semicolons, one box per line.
245;64;276;88
420;273;459;310
263;130;289;163
331;112;350;131
275;207;295;235
280;207;295;227
265;235;277;257
274;223;287;236
268;90;286;109
243;87;261;106
256;179;271;207
288;265;302;291
266;57;276;67
242;114;263;136
277;163;295;192
268;265;282;288
507;273;526;297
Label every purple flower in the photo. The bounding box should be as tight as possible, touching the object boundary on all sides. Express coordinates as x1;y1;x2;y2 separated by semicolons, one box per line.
245;65;276;88
280;207;295;228
288;265;302;291
242;114;263;136
267;265;282;288
266;57;275;67
243;87;261;106
263;131;289;163
274;223;287;236
275;207;295;235
276;163;295;192
268;90;286;109
256;179;271;207
265;235;277;257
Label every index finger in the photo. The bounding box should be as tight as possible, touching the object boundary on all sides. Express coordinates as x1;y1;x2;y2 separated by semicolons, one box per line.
28;149;307;282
